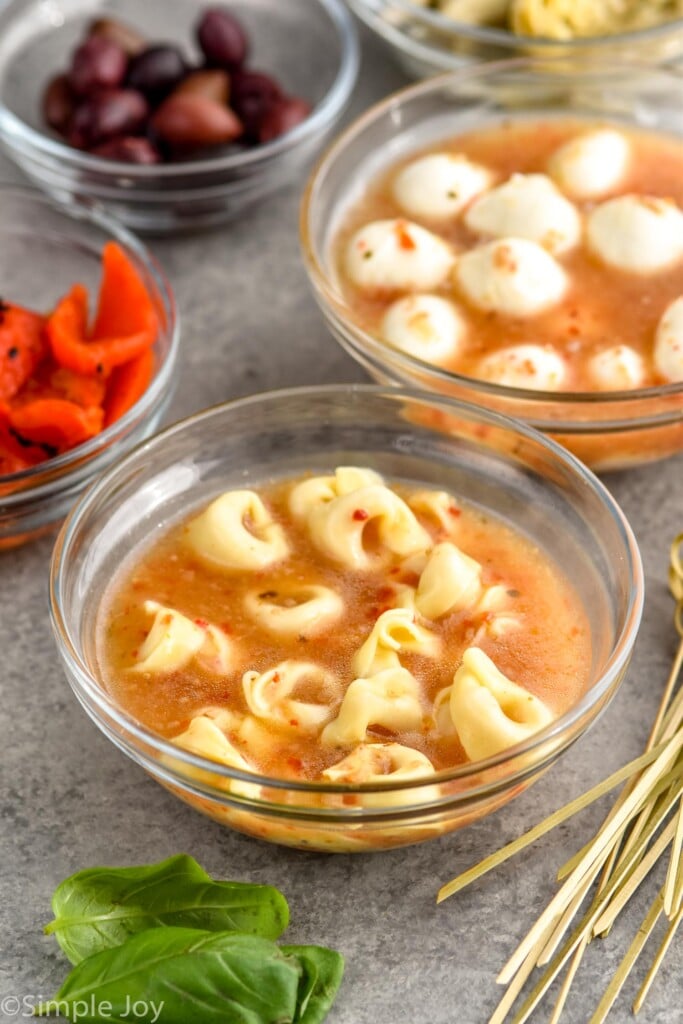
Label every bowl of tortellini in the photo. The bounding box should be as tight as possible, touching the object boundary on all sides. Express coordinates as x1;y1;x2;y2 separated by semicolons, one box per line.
49;385;642;851
348;0;683;77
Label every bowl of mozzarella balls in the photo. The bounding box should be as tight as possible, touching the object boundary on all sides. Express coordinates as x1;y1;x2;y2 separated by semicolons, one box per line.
301;60;683;471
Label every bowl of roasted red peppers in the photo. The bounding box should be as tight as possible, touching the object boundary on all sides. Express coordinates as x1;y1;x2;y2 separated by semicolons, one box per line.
0;187;177;547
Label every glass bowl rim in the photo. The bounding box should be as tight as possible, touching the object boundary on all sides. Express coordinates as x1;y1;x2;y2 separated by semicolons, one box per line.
348;0;683;51
49;382;644;797
0;183;179;496
300;56;683;409
0;0;360;180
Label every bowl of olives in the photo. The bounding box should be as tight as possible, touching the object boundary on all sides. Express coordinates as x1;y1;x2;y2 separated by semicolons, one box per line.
0;0;359;233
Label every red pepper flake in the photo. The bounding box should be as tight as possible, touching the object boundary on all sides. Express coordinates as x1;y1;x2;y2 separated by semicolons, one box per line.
272;672;280;683
194;617;209;629
288;756;303;770
131;648;139;658
448;505;461;517
395;222;416;251
352;508;369;522
219;622;232;634
289;719;299;728
376;586;393;601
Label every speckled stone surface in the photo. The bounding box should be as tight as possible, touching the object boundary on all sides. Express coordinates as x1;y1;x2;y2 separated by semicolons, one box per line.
1;22;683;1024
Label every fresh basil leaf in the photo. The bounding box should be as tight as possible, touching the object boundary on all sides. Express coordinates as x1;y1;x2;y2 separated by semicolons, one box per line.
46;854;289;964
283;945;345;1024
35;928;302;1024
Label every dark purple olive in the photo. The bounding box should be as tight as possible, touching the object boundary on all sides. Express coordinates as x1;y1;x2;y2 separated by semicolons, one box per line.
91;136;161;163
229;69;282;141
127;45;187;103
69;89;149;148
197;7;248;68
258;96;311;144
42;74;75;135
69;36;128;96
88;17;147;57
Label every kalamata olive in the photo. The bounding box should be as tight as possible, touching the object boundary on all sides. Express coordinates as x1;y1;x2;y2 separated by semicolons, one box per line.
258;96;311;144
69;89;149;148
229;70;282;141
89;17;146;56
127;45;187;102
69;36;128;96
42;74;75;135
197;7;248;68
152;93;242;148
174;69;230;106
91;136;161;163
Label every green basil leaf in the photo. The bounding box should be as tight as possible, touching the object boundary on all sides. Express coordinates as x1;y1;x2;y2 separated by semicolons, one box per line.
46;854;289;964
35;928;302;1024
282;945;345;1024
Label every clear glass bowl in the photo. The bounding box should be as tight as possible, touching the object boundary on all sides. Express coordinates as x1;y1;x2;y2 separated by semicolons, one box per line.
0;0;359;234
301;61;683;472
347;0;683;78
0;186;178;549
50;385;643;852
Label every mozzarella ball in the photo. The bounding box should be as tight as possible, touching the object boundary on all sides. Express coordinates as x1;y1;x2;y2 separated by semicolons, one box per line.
456;238;567;316
549;129;630;199
587;195;683;274
464;173;581;253
587;345;646;391
345;219;455;292
381;294;466;363
476;344;567;390
654;297;683;382
392;153;492;220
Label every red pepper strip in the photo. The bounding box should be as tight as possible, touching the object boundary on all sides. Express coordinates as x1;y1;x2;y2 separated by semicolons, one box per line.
9;398;103;453
47;284;154;376
103;348;154;427
0;401;47;472
18;363;109;410
0;303;47;402
92;241;159;341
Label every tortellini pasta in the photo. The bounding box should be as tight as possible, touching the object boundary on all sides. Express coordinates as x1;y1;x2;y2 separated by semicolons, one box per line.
322;743;438;807
408;490;461;534
243;584;344;637
289;466;383;521
321;667;424;747
352;608;440;677
308;484;432;569
186;490;289;571
172;715;260;799
242;661;337;732
133;601;232;674
446;648;554;761
414;542;484;620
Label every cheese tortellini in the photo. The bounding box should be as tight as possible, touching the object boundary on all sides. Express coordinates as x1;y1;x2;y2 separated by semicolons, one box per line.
289;466;383;521
446;648;554;761
134;601;232;674
321;667;424;747
187;490;289;571
307;484;432;569
415;542;484;620
172;715;260;799
242;661;337;732
244;584;344;637
322;743;438;807
353;608;440;677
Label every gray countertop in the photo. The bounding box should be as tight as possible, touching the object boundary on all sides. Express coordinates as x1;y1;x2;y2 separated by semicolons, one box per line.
2;22;683;1024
